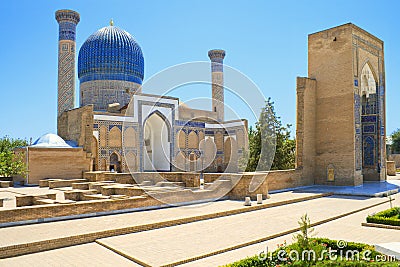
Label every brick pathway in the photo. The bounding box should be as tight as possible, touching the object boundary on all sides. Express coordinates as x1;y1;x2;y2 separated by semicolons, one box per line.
0;191;317;247
0;243;139;267
96;195;391;266
182;194;400;266
0;191;398;267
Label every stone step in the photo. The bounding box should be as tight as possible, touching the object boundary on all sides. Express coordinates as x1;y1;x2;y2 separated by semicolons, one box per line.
34;199;57;205
82;194;110;201
110;195;130;200
140;181;154;186
56;199;76;204
0;181;11;188
48;179;88;189
155;181;185;187
39;179;62;188
64;189;97;201
72;182;90;190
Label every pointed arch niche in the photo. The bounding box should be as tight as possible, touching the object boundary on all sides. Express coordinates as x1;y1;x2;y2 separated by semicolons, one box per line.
143;111;171;171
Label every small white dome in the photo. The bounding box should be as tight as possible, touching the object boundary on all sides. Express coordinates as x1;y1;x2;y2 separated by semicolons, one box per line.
31;133;73;148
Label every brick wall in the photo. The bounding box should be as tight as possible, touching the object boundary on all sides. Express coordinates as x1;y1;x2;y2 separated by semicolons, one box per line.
24;148;91;184
308;24;357;185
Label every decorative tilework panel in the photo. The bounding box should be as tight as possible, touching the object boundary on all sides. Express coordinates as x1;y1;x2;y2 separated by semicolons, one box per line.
363;124;375;134
176;120;205;128
361;115;377;123
58;21;77;41
363;136;375;166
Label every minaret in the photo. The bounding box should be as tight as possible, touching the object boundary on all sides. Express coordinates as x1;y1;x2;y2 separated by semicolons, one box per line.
208;49;225;122
55;10;80;117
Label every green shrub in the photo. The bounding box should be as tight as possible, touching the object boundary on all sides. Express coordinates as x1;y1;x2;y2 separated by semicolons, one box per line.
221;238;396;267
223;214;399;267
313;261;398;267
366;207;400;226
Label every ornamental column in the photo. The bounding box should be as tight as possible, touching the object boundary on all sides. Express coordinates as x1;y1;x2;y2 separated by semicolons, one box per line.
208;49;226;122
55;10;80;117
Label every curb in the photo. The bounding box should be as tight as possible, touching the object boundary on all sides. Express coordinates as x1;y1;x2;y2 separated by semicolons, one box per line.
361;222;400;230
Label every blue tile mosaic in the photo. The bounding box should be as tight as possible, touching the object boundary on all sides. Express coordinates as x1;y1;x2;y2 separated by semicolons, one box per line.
363;136;375;166
176;120;205;128
78;26;144;84
363;125;375;134
59;21;77;41
361;115;377;123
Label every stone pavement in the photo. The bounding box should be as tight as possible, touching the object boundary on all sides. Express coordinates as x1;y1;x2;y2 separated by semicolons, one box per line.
181;193;400;266
375;243;400;261
96;195;391;266
0;191;317;248
0;243;139;267
0;191;398;267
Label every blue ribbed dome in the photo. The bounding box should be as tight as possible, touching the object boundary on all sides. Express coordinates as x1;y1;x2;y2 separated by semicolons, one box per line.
78;26;144;84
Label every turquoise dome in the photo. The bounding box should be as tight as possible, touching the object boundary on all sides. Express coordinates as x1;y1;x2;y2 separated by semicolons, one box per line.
78;26;144;84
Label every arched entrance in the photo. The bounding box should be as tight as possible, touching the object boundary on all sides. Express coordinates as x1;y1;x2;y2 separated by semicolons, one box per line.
360;63;379;181
143;112;171;171
110;152;121;172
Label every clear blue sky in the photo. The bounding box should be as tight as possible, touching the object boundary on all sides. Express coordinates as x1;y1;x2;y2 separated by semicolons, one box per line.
0;0;399;141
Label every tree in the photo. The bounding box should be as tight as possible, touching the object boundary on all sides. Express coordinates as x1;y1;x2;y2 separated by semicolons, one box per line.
391;129;400;154
0;136;28;177
293;213;315;250
240;98;296;172
272;124;296;170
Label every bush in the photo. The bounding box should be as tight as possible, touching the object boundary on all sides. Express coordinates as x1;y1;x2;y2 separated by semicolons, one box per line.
0;136;28;178
223;215;399;266
222;237;394;266
366;207;400;227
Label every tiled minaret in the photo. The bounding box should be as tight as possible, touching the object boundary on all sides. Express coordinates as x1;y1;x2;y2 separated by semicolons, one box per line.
208;49;225;122
55;10;80;117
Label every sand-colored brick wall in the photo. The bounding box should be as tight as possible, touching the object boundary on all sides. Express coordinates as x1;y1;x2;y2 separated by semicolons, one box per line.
25;147;91;184
58;105;94;154
266;169;306;191
308;24;358;185
178;106;218;121
296;77;316;185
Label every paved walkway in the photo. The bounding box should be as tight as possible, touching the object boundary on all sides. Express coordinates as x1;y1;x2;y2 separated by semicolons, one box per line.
182;193;400;266
96;196;390;266
0;243;139;267
0;191;398;266
0;191;317;247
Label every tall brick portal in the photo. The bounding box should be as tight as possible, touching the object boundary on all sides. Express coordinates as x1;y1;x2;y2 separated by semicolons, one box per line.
55;10;80;118
208;49;225;122
296;23;386;186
